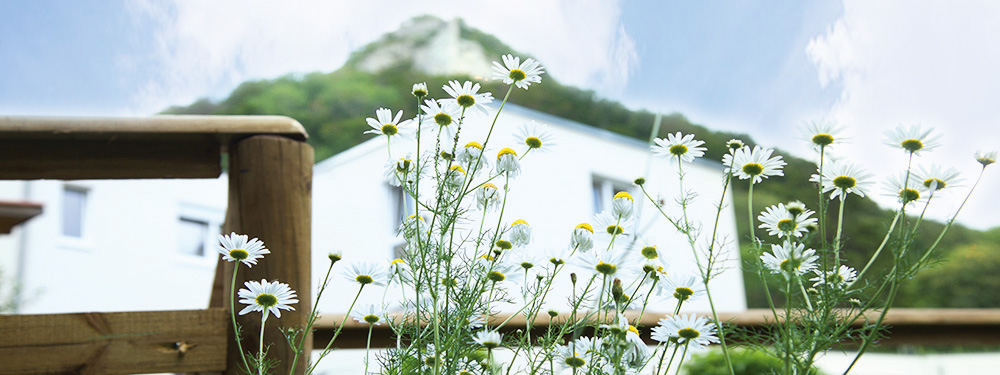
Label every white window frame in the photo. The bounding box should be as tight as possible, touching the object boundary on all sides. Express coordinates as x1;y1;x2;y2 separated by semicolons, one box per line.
592;175;634;214
175;202;224;267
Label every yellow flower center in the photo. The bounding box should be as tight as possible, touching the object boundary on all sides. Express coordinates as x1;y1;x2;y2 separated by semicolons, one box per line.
497;148;517;158
614;191;633;201
229;249;249;260
381;124;398;136
434;113;452;126
512;219;529;226
833;176;857;189
742;163;764;176
777;218;796;232
364;314;380;324
356;274;374;284
812;133;834;146
525;136;542;149
509;69;527;81
456;94;475;107
901;139;923;152
678;327;700;340
465;141;483;150
576;223;594;232
669;144;688;155
255;293;277;308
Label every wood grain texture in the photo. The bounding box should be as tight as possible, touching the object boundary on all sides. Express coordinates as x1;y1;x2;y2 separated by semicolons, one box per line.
311;309;1000;348
0;139;221;180
0;308;227;375
0;115;307;141
222;135;313;375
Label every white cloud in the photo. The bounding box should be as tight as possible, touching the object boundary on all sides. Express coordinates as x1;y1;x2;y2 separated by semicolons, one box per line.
123;0;637;115
806;0;1000;229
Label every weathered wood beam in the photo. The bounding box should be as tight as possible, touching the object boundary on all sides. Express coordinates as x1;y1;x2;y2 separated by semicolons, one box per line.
0;308;227;375
221;135;313;375
311;309;1000;348
0;115;307;180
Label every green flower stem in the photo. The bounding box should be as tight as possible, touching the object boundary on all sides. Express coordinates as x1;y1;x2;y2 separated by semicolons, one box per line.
910;166;986;273
852;210;901;286
672;342;691;375
287;259;336;375
657;343;679;375
309;285;364;374
636;279;658;323
796;276;813;311
364;323;374;375
832;193;847;267
817;147;829;251
784;277;793;375
258;311;268;375
229;265;250;372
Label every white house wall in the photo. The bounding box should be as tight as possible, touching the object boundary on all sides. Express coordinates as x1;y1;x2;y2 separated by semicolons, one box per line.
311;104;746;316
0;178;227;314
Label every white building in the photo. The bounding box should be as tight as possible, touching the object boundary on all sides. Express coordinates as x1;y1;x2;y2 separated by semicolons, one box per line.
0;104;745;316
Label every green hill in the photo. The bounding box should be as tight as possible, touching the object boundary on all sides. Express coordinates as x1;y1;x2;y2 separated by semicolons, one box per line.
163;16;992;308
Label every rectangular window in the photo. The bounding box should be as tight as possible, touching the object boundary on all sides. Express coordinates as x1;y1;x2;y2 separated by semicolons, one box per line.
592;176;633;214
391;185;417;229
62;186;87;238
178;218;209;256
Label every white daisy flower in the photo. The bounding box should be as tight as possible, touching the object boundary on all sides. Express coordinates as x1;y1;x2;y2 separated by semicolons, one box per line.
884;124;941;155
237;279;298;321
976;150;997;167
785;200;808;216
443;165;467;189
725;139;746;154
476;183;501;211
456;141;488;171
757;203;817;238
543;247;573;267
351;304;386;326
883;173;925;205
514;120;556;153
473;330;503;349
594;210;635;239
364;107;413;140
573;250;626;277
611;191;635;220
810;265;858;288
383;154;416;187
560;337;602;370
800;119;846;149
217;232;270;268
411;82;428;98
491;54;545;89
723;145;786;183
388;258;413;284
442;80;494;117
761;241;818;276
342;261;388;287
914;164;961;193
651;132;707;163
599;314;648;363
661;273;705;302
811;160;875;200
509;219;532;247
570;223;595;252
496;148;521;178
651;314;719;350
419;99;461;141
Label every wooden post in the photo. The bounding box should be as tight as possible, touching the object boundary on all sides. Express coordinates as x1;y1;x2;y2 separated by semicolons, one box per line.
222;135;313;375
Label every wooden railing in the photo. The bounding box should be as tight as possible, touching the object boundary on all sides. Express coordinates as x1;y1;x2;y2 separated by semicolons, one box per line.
0;116;314;375
312;308;1000;348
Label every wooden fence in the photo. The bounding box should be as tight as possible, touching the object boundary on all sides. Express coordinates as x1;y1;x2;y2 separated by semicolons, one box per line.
0;116;313;375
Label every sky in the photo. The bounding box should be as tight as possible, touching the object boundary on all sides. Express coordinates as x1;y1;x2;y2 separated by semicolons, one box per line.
1;0;999;230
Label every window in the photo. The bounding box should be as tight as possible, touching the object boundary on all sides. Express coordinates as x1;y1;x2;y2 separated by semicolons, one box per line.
178;218;209;256
592;176;633;214
62;186;87;238
390;185;417;229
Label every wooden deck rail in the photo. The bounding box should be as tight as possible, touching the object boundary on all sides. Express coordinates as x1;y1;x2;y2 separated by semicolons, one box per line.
0;115;314;375
312;308;1000;348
